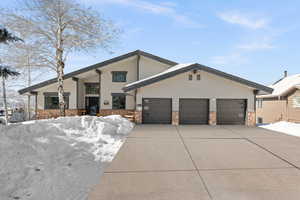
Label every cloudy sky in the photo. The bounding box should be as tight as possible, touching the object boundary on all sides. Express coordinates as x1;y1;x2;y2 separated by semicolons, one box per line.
1;0;300;85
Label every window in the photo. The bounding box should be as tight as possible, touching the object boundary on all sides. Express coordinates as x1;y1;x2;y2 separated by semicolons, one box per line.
196;74;201;80
112;93;126;109
112;71;127;82
293;96;300;108
44;93;69;109
85;83;99;94
188;74;193;81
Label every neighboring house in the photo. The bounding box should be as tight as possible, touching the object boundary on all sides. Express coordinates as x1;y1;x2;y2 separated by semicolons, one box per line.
19;50;272;126
256;72;300;123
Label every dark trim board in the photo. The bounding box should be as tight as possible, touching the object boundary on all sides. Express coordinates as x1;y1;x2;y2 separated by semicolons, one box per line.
123;63;273;93
18;50;177;94
43;92;70;96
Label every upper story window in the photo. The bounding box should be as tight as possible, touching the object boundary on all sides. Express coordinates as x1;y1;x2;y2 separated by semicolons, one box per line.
85;83;99;94
293;96;300;108
44;92;69;109
112;71;127;82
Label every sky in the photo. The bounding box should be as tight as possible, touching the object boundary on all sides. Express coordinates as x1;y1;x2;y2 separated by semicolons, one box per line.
1;0;300;86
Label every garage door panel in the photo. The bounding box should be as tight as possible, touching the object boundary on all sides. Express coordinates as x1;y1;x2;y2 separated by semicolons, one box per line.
217;99;246;125
142;98;172;124
179;99;209;124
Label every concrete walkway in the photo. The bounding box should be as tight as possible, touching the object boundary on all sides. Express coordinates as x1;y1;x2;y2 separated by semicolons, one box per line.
89;125;300;200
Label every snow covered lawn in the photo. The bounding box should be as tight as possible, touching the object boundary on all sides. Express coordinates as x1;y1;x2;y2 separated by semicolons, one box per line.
260;121;300;137
0;115;134;200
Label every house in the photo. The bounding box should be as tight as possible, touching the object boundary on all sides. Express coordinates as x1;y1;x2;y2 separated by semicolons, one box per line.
256;72;300;123
19;50;272;125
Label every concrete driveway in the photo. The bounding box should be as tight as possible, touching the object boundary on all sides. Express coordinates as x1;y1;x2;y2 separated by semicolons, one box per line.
89;125;300;200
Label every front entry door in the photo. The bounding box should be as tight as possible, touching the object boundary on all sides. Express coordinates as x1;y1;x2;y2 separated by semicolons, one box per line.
85;97;99;115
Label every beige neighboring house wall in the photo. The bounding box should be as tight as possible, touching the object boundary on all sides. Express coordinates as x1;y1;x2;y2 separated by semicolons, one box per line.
136;70;255;112
287;89;300;122
256;100;287;123
256;89;300;123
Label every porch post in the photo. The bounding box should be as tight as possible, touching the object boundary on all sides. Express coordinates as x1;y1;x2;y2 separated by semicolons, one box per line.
72;77;79;110
27;94;31;120
96;69;102;114
30;91;38;119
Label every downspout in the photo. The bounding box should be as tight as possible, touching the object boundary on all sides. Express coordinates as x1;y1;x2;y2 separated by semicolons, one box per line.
253;90;258;125
135;53;141;110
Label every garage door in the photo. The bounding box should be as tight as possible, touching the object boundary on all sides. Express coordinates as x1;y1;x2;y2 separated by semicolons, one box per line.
179;99;209;124
142;98;172;124
217;99;247;125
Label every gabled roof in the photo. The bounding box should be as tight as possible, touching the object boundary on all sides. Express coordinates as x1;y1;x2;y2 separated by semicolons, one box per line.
18;50;177;94
123;63;273;93
257;74;300;98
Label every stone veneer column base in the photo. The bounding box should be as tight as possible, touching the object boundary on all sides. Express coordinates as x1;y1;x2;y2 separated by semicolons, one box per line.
172;111;179;125
247;111;256;126
134;111;142;124
37;109;85;119
209;111;217;125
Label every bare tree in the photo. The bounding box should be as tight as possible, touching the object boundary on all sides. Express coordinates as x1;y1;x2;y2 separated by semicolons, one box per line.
2;0;120;116
1;39;54;119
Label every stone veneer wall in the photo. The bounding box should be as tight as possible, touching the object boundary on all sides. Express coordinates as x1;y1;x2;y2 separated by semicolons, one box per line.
209;111;216;125
37;109;85;119
37;109;135;119
98;109;134;116
134;111;142;124
172;111;179;125
246;111;256;126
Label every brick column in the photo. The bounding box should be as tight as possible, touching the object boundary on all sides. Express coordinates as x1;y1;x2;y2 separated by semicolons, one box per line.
246;111;256;126
134;111;142;124
209;111;217;125
172;111;179;125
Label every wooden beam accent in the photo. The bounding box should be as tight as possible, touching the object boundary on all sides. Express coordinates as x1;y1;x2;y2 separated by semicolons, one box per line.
72;77;79;81
30;91;38;95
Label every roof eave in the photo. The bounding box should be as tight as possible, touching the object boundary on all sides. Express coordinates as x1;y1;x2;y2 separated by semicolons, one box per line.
123;63;274;93
19;50;178;95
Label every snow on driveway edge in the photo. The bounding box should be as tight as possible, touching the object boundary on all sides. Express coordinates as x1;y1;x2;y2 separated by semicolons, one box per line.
260;121;300;137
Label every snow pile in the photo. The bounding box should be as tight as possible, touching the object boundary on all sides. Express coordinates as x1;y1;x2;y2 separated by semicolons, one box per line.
0;115;134;200
260;121;300;137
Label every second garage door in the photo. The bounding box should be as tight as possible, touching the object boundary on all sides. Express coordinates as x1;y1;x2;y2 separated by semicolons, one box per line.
179;99;209;124
142;98;172;124
217;99;247;125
